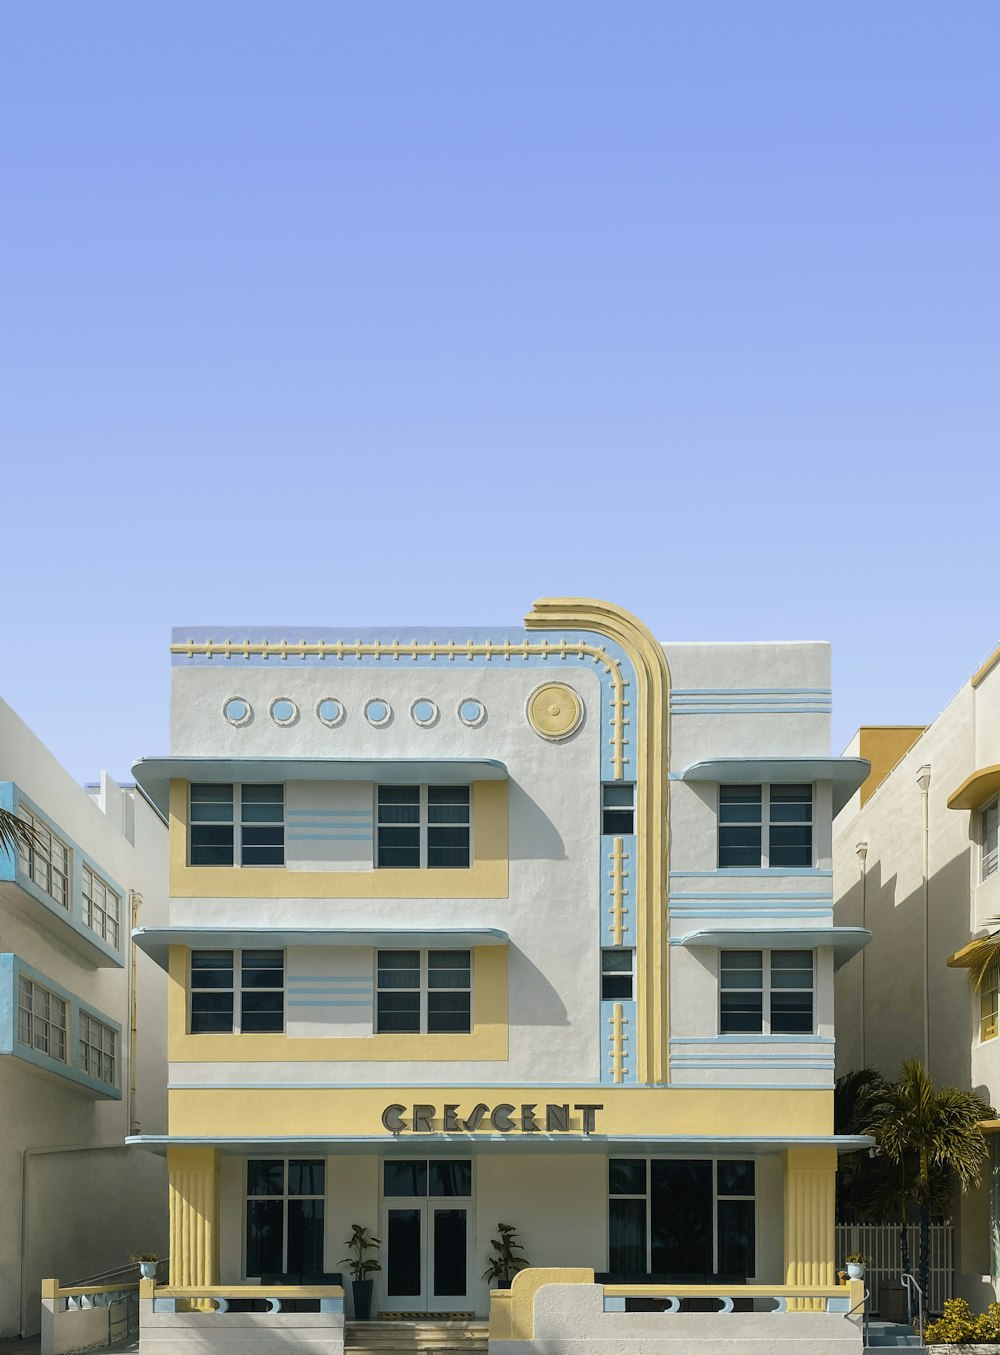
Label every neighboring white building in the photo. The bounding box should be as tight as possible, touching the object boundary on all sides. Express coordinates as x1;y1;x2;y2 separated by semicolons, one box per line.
0;698;169;1338
128;597;870;1342
833;644;1000;1307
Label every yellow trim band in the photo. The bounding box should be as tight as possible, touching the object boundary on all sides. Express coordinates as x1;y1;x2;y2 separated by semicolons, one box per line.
169;779;508;899
169;944;508;1062
526;598;671;1085
947;764;1000;812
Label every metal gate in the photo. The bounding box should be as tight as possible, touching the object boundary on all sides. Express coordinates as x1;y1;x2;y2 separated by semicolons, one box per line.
835;1223;954;1315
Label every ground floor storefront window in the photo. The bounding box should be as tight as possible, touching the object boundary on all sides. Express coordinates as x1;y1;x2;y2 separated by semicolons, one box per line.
246;1158;325;1276
608;1158;756;1279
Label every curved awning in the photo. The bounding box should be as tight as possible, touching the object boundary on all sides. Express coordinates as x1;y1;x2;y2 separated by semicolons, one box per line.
132;756;508;817
947;765;1000;812
675;926;870;970
133;925;509;971
679;757;870;816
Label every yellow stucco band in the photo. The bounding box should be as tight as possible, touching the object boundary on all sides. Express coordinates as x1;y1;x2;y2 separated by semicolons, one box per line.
509;1268;596;1340
168;944;508;1062
167;1147;220;1295
856;726;927;807
167;1085;833;1138
168;779;508;898
784;1146;837;1309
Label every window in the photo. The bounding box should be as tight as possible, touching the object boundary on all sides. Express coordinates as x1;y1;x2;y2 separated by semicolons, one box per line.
602;785;635;835
79;1011;117;1084
17;808;70;908
720;950;814;1034
601;949;634;1000
376;786;470;869
982;988;999;1043
190;949;285;1033
376;950;471;1033
608;1158;755;1280
18;975;67;1062
82;865;121;947
718;784;812;868
189;784;284;867
983;798;999;881
246;1159;325;1277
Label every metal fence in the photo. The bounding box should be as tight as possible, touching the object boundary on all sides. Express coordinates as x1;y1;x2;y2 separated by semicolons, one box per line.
835;1224;953;1315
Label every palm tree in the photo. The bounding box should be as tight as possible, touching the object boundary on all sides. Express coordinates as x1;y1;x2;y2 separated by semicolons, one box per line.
861;1060;994;1303
0;807;44;860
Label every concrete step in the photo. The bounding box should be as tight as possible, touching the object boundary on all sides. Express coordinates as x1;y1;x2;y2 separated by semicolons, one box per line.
865;1319;924;1349
346;1319;488;1354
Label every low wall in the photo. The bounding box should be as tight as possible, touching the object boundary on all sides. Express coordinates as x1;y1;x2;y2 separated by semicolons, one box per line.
489;1269;866;1355
139;1279;345;1355
40;1280;138;1355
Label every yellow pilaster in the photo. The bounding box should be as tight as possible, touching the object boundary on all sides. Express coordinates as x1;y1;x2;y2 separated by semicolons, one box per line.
168;1147;220;1291
784;1147;837;1309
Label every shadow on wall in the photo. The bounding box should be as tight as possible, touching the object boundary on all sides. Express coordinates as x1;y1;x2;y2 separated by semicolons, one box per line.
836;847;974;1090
508;781;567;862
510;946;570;1028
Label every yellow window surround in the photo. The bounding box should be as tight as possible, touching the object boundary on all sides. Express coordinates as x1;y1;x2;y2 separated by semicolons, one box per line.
981;989;998;1043
168;779;508;899
168;943;508;1062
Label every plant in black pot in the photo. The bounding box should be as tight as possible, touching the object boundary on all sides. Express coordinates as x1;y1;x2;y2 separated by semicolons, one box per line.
341;1223;381;1320
482;1222;529;1289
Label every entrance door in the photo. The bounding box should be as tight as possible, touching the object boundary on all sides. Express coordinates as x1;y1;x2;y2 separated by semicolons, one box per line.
382;1159;472;1313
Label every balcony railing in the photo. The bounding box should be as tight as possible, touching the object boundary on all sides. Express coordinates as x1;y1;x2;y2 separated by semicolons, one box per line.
139;1278;345;1354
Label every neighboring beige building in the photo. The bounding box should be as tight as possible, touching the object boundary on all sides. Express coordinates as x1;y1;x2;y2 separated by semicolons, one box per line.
0;698;169;1338
833;644;1000;1307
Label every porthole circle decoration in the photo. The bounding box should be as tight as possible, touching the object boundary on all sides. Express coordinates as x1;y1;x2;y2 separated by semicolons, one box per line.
365;698;392;728
316;697;346;727
223;696;252;727
457;697;486;728
269;697;299;726
526;682;583;741
410;698;439;728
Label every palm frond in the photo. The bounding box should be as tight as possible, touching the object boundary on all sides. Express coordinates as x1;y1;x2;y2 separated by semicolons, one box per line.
0;808;45;860
960;919;1000;994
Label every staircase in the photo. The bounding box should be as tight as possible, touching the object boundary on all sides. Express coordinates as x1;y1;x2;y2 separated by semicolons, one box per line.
346;1319;489;1355
865;1319;924;1349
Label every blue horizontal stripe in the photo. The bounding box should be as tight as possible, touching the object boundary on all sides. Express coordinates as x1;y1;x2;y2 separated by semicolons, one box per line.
671;688;832;696
287;808;373;818
670;707;831;715
287;998;372;1008
670;1035;834;1044
669;870;833;878
670;1061;833;1070
669;910;833;919
287;832;372;841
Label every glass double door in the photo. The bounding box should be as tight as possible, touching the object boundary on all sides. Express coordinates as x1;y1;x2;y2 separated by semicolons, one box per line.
382;1159;472;1313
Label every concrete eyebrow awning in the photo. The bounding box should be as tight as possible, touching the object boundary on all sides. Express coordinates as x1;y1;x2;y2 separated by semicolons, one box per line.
133;925;509;971
131;756;509;817
947;765;1000;812
675;926;871;970
679;757;870;816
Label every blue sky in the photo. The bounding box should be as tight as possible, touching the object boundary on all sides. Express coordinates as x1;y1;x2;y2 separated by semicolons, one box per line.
2;3;997;782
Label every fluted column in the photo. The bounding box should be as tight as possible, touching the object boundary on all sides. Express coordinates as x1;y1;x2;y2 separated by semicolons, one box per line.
168;1147;220;1291
784;1146;836;1309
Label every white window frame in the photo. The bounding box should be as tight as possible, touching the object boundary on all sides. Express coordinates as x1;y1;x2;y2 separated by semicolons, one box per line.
607;1157;757;1277
375;949;473;1034
375;785;472;869
602;784;635;835
982;797;999;882
601;948;635;1000
189;783;285;868
18;975;68;1062
81;864;121;947
717;784;814;869
244;1158;326;1278
17;806;71;908
981;986;999;1043
719;949;815;1035
188;948;286;1034
79;1009;117;1085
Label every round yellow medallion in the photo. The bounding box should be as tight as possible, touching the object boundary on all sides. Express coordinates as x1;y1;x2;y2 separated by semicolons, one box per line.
526;683;584;741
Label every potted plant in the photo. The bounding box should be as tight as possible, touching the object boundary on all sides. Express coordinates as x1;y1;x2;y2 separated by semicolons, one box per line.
482;1222;529;1289
131;1252;159;1280
836;1269;849;1285
341;1224;381;1320
844;1252;870;1280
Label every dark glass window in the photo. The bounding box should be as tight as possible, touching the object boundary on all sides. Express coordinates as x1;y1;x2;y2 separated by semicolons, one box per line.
246;1159;324;1277
769;951;813;1033
427;787;470;868
718;786;762;868
602;784;635;835
427;950;471;1033
720;950;813;1035
650;1160;713;1278
601;950;634;1000
377;786;421;868
377;951;421;1033
383;1159;472;1198
190;950;235;1032
241;785;284;866
376;951;471;1034
241;950;284;1032
190;784;235;866
190;949;283;1034
719;951;763;1034
609;1158;647;1196
768;784;812;867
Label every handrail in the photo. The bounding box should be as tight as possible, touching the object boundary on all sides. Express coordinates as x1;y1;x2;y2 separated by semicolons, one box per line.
901;1272;925;1335
848;1286;870;1349
42;1281;140;1299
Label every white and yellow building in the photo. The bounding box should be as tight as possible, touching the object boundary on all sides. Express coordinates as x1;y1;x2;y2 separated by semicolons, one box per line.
129;598;871;1343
